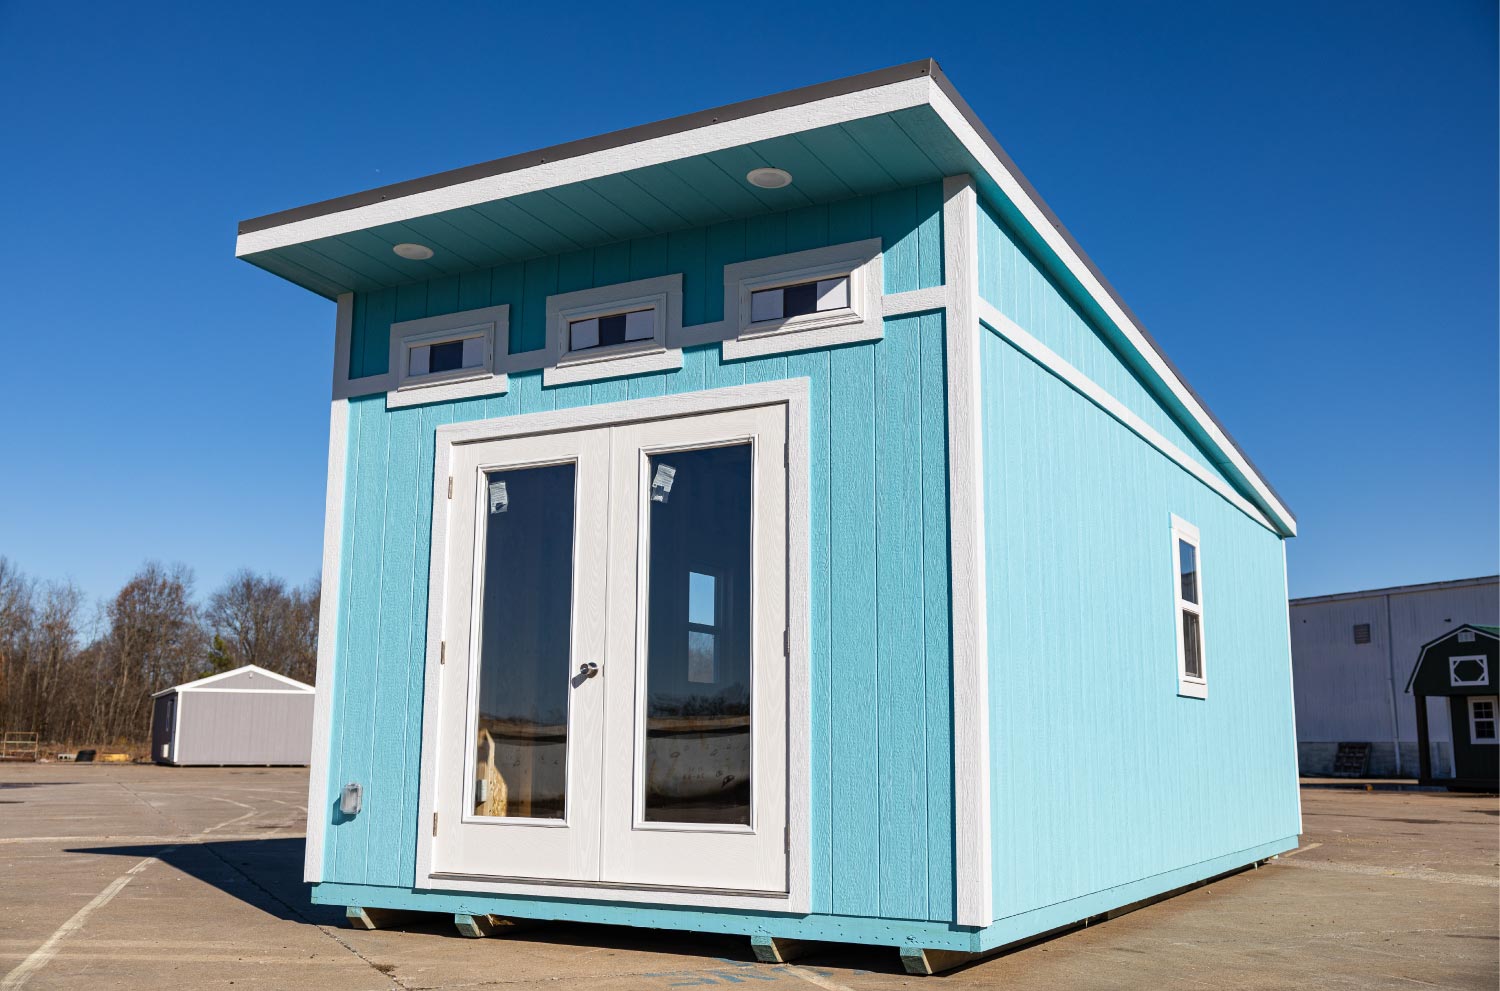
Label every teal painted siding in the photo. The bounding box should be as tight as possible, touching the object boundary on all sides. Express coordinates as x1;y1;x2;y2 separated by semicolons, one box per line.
323;182;956;924
980;327;1300;922
347;184;945;380
975;198;1237;491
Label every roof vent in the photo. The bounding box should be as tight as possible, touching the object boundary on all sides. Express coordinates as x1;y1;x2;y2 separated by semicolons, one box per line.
1459;630;1476;643
1353;623;1372;645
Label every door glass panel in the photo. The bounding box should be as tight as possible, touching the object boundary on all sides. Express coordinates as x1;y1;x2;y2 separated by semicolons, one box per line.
642;444;753;825
472;462;576;819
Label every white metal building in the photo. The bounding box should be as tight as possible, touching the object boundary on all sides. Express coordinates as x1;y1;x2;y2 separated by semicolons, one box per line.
150;665;315;766
1290;575;1499;777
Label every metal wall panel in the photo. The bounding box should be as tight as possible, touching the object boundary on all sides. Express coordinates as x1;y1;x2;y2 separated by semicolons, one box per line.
175;692;315;766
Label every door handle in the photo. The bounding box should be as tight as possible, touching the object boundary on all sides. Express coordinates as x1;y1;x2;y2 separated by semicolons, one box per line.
577;662;600;680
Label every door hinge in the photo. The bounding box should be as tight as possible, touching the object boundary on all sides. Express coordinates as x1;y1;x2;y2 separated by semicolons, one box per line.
783;443;788;467
784;825;790;852
783;629;790;657
439;641;446;665
447;476;454;499
432;812;439;836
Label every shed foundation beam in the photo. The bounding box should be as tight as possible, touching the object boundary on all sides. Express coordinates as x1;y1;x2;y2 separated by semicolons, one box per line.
900;946;994;976
750;935;813;963
345;906;411;930
454;913;543;938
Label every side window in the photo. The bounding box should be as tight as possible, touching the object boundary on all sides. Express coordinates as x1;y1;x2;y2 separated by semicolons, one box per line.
1468;697;1497;744
1171;515;1206;698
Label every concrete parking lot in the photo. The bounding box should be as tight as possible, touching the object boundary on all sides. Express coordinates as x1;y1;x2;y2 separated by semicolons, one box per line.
0;765;1494;990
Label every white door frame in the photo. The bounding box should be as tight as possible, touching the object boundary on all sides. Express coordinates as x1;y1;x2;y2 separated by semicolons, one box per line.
414;379;811;913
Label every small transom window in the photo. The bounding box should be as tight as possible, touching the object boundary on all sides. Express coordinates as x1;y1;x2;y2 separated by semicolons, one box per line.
569;309;656;353
410;335;486;377
750;276;850;323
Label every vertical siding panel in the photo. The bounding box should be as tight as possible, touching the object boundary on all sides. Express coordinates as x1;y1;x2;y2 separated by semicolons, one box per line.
918;311;954;921
668;227;709;328
827;195;872;246
360;288;396;378
490;263;525;353
593;241;631;287
872;187;919;295
517;256;558;353
349;293;369;380
703;220;745;323
914;183;944;290
874;315;927;920
783;204;828;253
365;404;423;885
630;234;670;281
745;212;787;260
829;343;879;917
425;276;459;317
332;396;390;882
786;347;833;915
325;399;363;871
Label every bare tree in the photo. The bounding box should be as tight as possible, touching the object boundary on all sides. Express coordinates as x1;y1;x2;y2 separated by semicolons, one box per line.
204;570;319;684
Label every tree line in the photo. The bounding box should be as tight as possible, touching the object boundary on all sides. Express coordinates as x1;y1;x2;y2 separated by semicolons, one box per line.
0;558;318;746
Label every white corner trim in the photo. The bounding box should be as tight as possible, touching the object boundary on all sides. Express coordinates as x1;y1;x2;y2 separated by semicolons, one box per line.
305;398;348;883
944;175;993;929
237;78;932;257
387;304;510;408
1170;514;1208;700
979;299;1279;534
923;79;1295;537
542;274;684;386
720;239;883;360
332;294;397;401
414;378;812;912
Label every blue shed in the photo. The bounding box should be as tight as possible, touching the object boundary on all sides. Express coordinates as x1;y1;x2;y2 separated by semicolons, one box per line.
236;60;1301;974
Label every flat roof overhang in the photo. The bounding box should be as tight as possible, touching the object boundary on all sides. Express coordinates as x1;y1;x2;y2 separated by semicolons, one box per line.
236;59;1297;536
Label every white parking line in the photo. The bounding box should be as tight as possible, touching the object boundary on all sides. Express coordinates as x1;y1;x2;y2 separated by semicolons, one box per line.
0;851;171;990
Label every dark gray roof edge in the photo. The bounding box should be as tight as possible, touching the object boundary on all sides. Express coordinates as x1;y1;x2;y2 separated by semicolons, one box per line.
237;59;940;236
1407;622;1499;693
238;57;1295;526
1292;575;1500;606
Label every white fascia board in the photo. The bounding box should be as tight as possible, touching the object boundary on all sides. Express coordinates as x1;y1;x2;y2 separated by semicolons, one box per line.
235;77;932;257
922;80;1296;537
176;664;315;693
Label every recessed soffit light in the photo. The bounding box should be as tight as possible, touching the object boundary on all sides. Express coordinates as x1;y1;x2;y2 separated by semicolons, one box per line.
393;242;434;260
746;167;793;189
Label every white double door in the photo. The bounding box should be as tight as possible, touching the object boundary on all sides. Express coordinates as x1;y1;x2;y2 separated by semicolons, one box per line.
431;405;787;894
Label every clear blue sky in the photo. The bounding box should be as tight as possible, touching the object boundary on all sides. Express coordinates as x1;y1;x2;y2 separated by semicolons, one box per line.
0;1;1494;605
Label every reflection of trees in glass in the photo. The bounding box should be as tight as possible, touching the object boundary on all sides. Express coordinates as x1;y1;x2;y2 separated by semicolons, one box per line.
648;683;750;718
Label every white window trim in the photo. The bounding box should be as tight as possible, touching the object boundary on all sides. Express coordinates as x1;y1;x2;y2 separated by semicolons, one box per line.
1450;655;1490;688
1171;514;1207;699
387;304;510;409
721;239;883;360
1467;695;1497;745
542;274;683;386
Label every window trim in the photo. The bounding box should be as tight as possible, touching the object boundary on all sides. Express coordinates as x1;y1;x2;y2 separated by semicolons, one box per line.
388;304;510;409
1467;695;1497;745
1450;655;1490;688
1170;514;1207;699
543;274;683;386
721;239;883;359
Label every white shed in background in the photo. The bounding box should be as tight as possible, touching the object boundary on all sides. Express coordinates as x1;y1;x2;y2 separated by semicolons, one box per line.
1290;575;1499;777
150;665;315;766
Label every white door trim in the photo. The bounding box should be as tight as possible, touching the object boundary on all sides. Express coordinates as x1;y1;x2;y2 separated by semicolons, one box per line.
415;379;811;913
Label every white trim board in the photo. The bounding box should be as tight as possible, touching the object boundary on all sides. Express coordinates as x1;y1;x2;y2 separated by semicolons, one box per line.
152;664;314;697
245;69;1292;536
979;299;1279;534
921;83;1295;536
943;175;993;928
304;399;349;883
413;379;812;913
